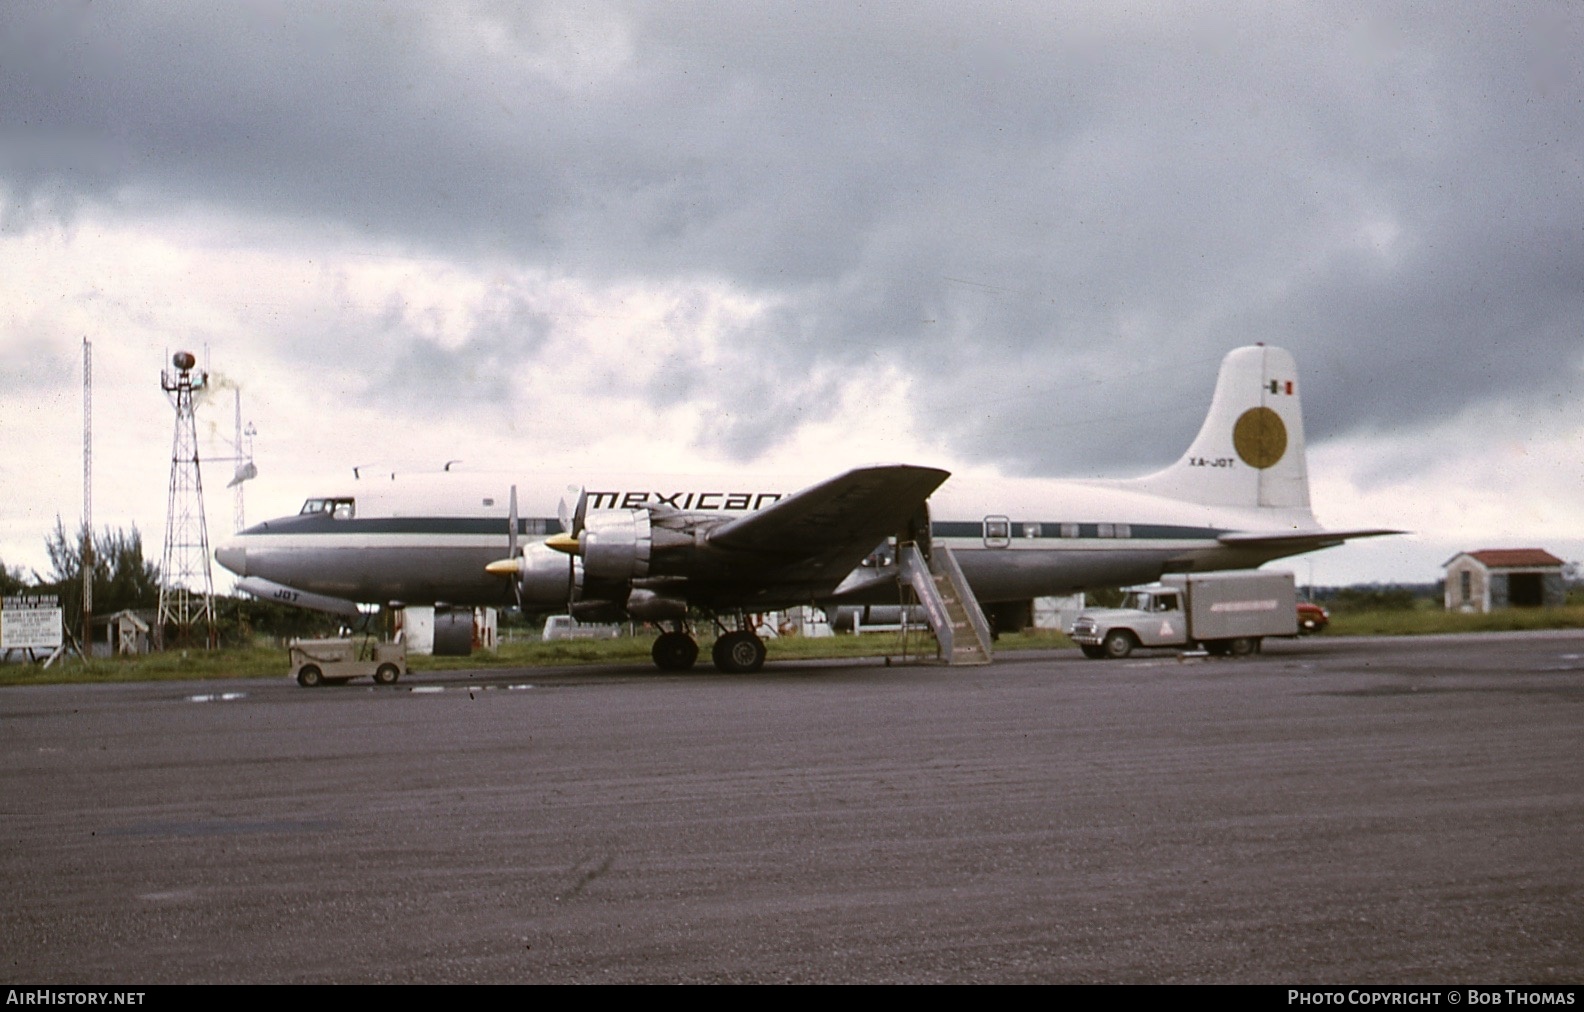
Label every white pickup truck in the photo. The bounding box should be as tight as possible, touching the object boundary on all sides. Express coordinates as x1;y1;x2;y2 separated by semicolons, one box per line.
1070;571;1298;659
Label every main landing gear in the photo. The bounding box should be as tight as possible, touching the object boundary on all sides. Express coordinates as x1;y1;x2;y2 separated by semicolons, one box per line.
711;630;767;673
651;630;699;671
648;617;768;674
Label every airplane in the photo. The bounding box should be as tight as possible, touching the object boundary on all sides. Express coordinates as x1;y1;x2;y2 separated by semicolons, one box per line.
215;344;1398;672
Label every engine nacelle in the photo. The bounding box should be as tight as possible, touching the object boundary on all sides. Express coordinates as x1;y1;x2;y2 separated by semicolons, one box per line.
516;541;575;606
580;509;652;581
625;589;688;621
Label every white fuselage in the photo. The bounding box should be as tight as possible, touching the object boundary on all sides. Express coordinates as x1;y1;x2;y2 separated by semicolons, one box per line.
215;468;1319;610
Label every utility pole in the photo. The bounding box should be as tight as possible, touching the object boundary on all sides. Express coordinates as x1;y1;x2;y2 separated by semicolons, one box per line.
82;338;92;657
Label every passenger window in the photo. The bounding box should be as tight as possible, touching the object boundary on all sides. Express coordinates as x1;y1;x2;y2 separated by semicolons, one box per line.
331;499;355;520
983;516;1011;548
1157;594;1179;612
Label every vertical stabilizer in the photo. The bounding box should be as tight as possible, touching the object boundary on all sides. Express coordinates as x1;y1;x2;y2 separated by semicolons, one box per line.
1129;345;1311;511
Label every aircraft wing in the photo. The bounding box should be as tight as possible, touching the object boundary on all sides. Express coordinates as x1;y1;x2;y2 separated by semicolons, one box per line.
1217;528;1405;553
705;464;950;583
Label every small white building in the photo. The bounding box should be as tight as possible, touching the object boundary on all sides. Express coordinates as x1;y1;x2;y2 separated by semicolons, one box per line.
1443;549;1565;613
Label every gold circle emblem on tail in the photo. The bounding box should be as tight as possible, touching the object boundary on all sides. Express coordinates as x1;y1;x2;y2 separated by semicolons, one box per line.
1233;407;1287;469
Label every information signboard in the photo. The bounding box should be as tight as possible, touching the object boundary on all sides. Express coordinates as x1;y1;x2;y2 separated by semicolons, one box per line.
1;595;65;651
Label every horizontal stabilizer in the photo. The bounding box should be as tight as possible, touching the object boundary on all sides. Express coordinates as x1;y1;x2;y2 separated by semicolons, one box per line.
1217;528;1406;553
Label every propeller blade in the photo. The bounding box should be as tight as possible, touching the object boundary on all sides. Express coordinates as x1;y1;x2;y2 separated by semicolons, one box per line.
556;486;587;615
508;484;519;558
571;488;589;537
557;485;582;534
507;484;523;610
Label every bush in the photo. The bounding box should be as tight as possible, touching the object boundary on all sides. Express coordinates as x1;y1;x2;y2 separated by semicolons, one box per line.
1332;585;1419;612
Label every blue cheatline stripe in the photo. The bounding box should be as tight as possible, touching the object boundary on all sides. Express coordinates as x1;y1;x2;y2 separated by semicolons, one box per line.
243;515;1227;541
242;516;567;536
931;521;1225;540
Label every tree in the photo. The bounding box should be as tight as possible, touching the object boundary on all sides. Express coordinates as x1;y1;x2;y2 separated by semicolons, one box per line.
0;558;27;597
35;520;162;640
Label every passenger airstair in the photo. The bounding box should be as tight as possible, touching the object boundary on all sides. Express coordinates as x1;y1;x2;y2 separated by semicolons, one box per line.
897;543;993;665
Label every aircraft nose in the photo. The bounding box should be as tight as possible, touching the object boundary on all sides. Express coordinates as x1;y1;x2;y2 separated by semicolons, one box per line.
215;542;247;576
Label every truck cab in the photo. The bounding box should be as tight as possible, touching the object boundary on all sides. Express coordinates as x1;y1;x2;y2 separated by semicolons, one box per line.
1071;583;1189;658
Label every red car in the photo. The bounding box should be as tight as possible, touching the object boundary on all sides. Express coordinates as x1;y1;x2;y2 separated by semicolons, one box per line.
1297;601;1330;634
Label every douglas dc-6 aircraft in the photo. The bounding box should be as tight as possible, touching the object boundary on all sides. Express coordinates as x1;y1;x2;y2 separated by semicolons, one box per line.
216;345;1396;672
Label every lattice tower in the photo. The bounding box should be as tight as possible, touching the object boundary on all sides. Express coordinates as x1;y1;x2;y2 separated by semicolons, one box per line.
157;352;216;648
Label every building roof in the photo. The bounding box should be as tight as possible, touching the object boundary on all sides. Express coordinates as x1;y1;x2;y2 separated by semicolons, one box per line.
1444;548;1565;569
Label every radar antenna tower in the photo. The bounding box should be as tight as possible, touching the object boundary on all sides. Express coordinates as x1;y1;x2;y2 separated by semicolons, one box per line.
157;351;217;648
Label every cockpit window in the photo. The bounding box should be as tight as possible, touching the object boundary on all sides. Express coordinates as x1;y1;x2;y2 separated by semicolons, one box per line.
300;497;355;519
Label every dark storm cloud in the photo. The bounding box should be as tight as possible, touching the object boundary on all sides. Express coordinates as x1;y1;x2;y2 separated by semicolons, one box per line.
3;2;1580;474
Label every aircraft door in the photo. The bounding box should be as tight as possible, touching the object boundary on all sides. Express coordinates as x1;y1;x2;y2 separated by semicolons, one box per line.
903;501;932;562
983;515;1011;549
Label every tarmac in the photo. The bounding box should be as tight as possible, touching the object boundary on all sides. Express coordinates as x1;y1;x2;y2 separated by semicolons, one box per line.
2;631;1581;983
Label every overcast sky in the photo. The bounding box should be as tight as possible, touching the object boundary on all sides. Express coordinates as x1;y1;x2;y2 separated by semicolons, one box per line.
3;1;1581;590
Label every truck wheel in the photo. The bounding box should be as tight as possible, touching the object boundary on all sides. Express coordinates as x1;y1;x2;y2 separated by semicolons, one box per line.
296;665;323;688
1229;637;1256;657
1102;630;1135;659
1080;645;1107;660
374;664;400;685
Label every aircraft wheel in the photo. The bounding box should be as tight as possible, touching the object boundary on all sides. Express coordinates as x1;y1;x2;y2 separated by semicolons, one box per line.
374;664;401;685
296;665;323;688
712;631;767;673
652;632;699;671
1080;645;1107;660
1102;630;1135;660
1228;637;1256;657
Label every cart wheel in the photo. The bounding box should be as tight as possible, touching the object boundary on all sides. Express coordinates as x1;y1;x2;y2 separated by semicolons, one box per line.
374;664;400;685
297;665;323;688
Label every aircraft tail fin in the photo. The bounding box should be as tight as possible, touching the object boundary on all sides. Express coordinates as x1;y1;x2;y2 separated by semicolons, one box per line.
1128;345;1312;512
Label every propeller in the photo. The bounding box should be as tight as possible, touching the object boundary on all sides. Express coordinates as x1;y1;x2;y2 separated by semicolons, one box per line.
557;487;588;613
485;485;589;616
485;484;525;609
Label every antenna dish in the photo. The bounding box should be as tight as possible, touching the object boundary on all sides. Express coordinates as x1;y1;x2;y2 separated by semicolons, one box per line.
173;351;197;371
